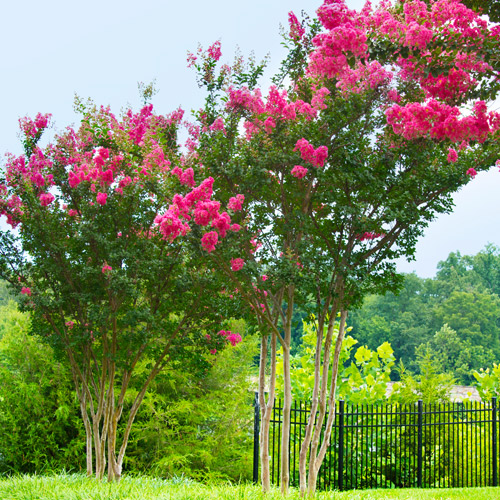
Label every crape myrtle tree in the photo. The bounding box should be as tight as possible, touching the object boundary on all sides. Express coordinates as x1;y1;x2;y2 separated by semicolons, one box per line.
191;0;500;496
0;100;245;481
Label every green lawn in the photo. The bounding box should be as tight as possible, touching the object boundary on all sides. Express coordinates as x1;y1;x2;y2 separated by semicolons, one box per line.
1;474;499;500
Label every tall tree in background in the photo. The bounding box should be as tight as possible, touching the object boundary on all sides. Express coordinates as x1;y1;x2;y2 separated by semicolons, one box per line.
192;0;500;495
0;101;244;481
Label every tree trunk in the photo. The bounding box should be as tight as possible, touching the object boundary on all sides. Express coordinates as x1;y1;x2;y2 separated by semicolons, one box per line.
280;343;291;495
306;311;347;498
259;332;277;494
298;315;325;497
279;288;294;495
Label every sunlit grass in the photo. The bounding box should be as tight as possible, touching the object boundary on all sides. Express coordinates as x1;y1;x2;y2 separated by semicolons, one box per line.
0;473;499;499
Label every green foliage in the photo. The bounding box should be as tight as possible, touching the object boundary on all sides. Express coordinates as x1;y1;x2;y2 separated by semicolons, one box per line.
416;324;496;385
0;296;257;479
276;317;394;404
390;353;455;404
124;334;259;481
349;245;500;384
462;0;500;22
473;364;500;400
0;280;13;308
0;303;85;473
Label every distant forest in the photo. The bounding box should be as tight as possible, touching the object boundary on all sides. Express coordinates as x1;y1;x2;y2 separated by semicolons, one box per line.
286;244;500;385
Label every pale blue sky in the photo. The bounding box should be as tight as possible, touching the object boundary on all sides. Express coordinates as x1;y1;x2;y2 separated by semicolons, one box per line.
1;0;499;278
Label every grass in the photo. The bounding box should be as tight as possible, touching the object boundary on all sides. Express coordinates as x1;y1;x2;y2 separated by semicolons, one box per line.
0;473;499;500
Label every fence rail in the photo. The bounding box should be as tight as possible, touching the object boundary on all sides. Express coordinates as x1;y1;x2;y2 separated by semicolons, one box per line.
253;395;499;491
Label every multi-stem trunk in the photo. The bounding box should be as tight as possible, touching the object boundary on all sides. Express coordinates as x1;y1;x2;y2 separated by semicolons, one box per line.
280;343;291;495
279;288;294;495
304;310;348;498
298;313;327;496
258;332;277;494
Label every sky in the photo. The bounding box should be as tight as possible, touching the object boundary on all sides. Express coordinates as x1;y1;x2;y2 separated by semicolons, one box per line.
1;0;499;279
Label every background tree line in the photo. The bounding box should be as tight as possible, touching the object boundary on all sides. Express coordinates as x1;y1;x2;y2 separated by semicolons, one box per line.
347;244;500;384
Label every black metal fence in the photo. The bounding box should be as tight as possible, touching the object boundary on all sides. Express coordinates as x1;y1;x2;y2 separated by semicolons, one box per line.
253;395;500;490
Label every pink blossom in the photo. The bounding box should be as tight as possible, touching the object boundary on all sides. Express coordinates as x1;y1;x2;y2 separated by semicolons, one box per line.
231;258;244;271
291;165;308;178
96;192;108;205
228;194;245;211
210;349;217;355
39;193;54;206
68;209;78;217
447;148;458;163
227;333;242;346
311;87;330;110
212;211;232;237
201;231;219;252
65;321;74;329
180;168;195;187
387;89;401;102
205;334;211;340
21;287;31;296
102;264;112;273
357;232;385;241
32;172;45;187
288;11;305;41
194;208;211;226
100;169;114;185
262;275;268;281
209;117;226;134
264;116;276;134
294;139;328;167
155;210;190;241
207;41;222;61
466;167;477;178
186;51;197;68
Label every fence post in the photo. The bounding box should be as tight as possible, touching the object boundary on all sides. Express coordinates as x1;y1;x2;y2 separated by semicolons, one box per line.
338;400;345;491
417;399;423;488
253;391;260;484
493;397;497;487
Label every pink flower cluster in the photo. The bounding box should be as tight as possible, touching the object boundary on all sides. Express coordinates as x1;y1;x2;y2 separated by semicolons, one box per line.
207;41;222;61
228;194;244;211
357;232;384;241
447;148;458;163
230;258;244;271
218;329;242;346
288;11;305;41
385;99;500;143
337;61;393;94
209;117;226;134
308;0;499;146
155;176;242;252
39;192;54;206
227;85;327;139
291;165;308;178
102;264;112;273
294;138;328;167
18;113;51;138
